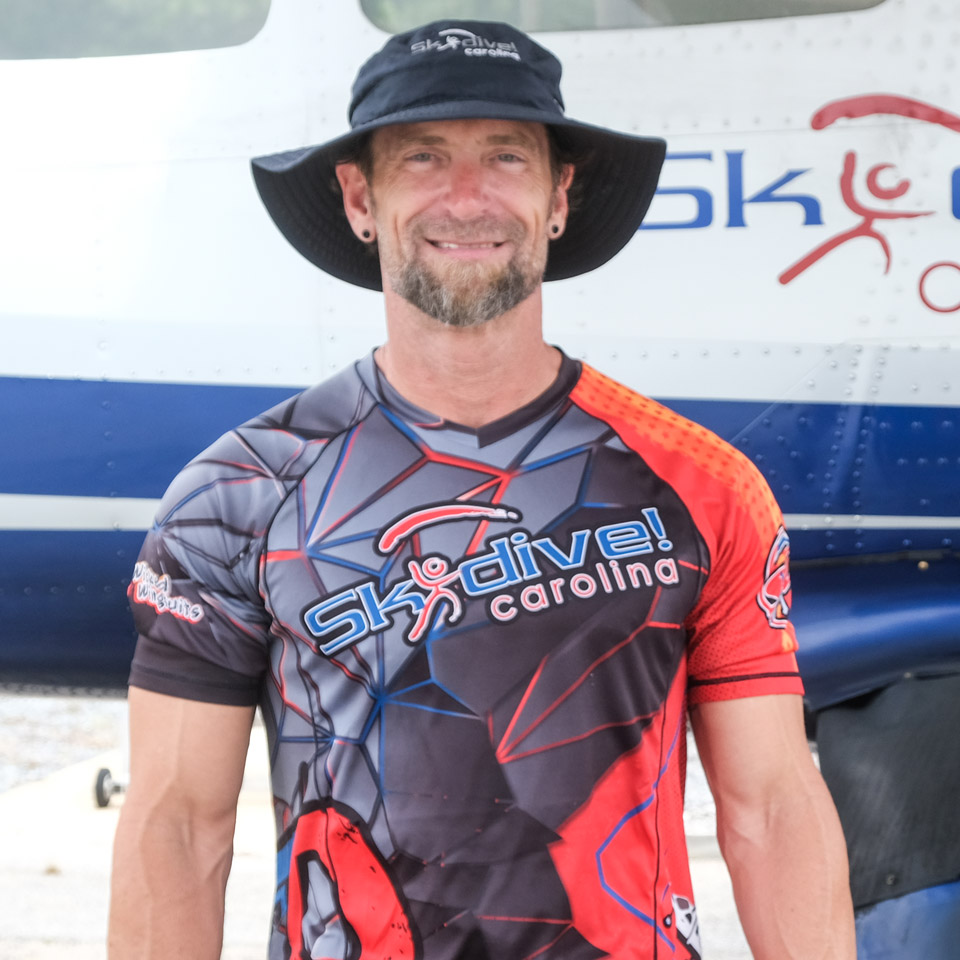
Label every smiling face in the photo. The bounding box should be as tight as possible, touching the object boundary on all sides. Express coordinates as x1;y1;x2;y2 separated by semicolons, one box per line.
339;118;573;328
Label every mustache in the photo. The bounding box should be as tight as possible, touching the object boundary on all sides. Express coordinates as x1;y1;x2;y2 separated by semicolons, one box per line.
410;215;526;244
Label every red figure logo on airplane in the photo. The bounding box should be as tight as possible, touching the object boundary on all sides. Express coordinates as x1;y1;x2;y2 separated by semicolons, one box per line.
779;94;960;312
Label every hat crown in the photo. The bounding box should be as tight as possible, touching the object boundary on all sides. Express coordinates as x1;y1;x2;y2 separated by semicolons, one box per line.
348;20;565;129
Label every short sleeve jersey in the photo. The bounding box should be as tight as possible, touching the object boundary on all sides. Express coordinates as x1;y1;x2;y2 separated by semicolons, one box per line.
129;351;802;960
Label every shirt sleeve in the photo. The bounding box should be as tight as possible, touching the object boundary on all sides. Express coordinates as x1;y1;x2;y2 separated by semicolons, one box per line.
685;454;803;704
127;427;289;705
567;363;803;706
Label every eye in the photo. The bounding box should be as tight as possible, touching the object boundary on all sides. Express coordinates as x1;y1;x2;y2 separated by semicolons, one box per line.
496;152;524;163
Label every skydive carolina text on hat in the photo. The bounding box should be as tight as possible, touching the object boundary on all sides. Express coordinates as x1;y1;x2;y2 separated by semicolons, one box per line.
252;20;666;291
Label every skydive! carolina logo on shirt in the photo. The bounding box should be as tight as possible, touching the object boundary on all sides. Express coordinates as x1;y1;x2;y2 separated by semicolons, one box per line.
302;502;680;656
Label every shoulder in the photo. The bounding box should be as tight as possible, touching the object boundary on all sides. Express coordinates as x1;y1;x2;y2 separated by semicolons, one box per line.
129;361;382;686
571;362;733;453
571;363;767;501
246;361;377;440
158;361;377;527
569;362;787;576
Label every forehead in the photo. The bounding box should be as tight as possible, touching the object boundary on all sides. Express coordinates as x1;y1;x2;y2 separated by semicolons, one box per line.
371;118;550;157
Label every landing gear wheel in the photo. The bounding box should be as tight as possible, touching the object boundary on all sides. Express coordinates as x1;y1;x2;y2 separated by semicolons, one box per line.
95;767;116;808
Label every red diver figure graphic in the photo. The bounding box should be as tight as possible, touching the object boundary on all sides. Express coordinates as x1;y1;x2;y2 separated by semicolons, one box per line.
377;501;522;641
405;555;464;642
778;94;960;286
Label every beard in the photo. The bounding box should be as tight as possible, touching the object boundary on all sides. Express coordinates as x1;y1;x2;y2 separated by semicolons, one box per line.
382;215;547;328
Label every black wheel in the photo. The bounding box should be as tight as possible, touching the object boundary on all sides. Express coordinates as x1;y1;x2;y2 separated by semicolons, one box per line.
95;767;114;808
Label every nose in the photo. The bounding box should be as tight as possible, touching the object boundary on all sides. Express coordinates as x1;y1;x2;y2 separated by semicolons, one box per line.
442;158;489;217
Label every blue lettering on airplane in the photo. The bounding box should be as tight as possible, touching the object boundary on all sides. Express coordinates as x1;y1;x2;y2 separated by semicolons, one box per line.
641;152;960;232
638;152;714;230
640;151;823;231
725;152;822;228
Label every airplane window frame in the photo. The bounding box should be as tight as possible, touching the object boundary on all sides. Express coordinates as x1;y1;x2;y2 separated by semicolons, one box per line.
360;0;886;34
0;0;272;60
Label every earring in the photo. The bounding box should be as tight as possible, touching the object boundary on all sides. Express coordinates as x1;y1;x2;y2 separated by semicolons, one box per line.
551;224;560;235
362;230;372;240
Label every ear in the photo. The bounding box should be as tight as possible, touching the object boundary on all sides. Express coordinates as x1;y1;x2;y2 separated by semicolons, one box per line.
549;163;576;239
336;162;376;241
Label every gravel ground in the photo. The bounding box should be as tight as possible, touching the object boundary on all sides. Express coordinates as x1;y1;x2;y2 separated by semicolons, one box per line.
0;692;127;794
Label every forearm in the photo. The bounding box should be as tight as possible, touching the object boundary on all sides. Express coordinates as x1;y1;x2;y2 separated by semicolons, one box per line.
717;765;856;959
109;794;236;959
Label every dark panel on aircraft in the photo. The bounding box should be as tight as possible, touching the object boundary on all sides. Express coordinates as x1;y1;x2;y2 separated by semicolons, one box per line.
0;530;141;688
665;397;960;534
1;376;299;499
816;674;960;909
792;556;960;709
855;880;960;960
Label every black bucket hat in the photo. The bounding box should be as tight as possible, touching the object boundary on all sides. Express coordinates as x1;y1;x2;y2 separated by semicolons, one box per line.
251;20;666;291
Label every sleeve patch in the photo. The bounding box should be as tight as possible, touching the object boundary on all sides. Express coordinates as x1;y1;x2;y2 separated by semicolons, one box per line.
756;526;792;631
129;560;205;624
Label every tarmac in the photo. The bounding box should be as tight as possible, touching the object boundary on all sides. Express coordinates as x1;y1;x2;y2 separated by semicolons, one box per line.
0;715;752;959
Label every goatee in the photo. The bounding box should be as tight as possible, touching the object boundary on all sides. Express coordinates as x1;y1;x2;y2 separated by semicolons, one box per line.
395;258;538;328
384;216;546;328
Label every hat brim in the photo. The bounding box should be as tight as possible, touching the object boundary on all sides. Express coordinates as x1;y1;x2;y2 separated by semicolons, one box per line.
251;103;666;291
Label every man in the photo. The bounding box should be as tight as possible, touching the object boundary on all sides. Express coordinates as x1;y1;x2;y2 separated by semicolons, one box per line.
110;20;855;960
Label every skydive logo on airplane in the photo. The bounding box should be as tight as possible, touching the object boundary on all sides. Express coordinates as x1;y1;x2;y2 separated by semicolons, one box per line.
302;502;679;657
643;93;960;312
411;27;522;61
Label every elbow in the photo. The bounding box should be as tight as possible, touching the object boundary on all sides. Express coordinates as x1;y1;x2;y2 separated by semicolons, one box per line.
114;783;239;890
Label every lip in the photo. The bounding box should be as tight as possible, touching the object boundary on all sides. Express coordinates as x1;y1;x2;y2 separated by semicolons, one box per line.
431;240;500;249
424;238;509;259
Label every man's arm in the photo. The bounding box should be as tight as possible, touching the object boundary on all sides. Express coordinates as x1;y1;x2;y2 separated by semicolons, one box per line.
691;693;856;959
109;686;256;959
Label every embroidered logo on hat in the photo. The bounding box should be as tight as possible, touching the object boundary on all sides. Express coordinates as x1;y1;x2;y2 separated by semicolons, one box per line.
411;27;522;61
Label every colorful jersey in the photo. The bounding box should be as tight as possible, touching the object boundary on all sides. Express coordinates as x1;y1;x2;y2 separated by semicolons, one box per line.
129;351;802;960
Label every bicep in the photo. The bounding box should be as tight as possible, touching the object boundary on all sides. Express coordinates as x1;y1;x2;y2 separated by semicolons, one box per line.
125;686;255;821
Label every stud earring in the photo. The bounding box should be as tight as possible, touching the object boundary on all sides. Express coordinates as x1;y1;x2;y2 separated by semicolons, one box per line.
551;224;560;235
362;229;372;240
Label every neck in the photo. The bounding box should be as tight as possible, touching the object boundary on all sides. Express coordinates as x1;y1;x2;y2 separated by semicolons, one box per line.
375;287;561;428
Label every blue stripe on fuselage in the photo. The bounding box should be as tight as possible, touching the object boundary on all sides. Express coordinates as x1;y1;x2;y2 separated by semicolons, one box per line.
0;529;142;687
0;375;957;534
0;375;299;499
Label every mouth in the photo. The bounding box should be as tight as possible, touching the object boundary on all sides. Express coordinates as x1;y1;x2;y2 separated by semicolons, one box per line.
412;217;521;262
428;240;505;250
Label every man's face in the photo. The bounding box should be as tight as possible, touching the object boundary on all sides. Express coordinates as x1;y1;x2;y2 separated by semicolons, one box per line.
361;118;571;328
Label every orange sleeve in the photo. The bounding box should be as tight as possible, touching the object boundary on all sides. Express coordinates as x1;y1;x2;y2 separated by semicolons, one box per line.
570;363;803;705
682;453;802;704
